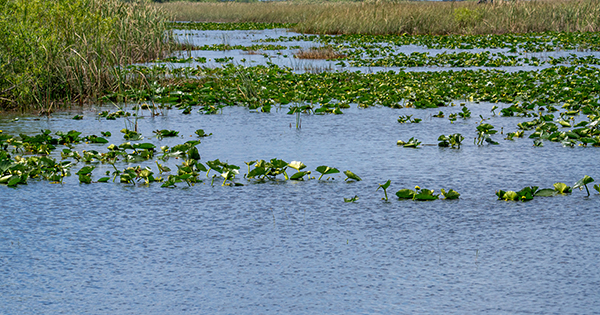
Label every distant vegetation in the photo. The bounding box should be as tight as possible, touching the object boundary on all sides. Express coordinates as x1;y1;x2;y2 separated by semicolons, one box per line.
157;0;600;35
0;0;174;111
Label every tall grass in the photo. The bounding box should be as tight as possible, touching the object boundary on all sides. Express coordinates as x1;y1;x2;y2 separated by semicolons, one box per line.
157;0;600;35
0;0;174;111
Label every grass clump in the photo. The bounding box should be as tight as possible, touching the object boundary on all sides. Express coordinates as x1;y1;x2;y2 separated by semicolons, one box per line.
157;0;600;35
294;46;346;60
0;0;175;111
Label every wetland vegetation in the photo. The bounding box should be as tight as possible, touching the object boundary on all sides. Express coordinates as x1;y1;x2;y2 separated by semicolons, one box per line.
0;0;175;110
3;1;600;313
158;0;600;35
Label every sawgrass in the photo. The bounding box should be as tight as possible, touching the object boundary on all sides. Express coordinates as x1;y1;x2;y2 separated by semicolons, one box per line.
158;0;600;35
0;0;175;111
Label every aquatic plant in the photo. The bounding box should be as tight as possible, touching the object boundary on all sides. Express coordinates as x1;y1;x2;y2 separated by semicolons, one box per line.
397;115;421;124
534;182;572;197
344;170;362;182
121;129;143;141
440;189;460;200
315;165;340;180
574;175;595;197
288;161;310;181
195;129;213;137
153;130;180;139
247;158;289;180
438;133;464;148
376;180;391;201
475;123;498;145
397;137;421;148
496;186;538;201
396;186;439;201
76;166;94;184
99;110;132;120
504;130;524;141
458;106;471;119
344;195;359;203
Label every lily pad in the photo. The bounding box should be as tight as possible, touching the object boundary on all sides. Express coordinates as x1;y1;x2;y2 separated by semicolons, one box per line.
344;170;362;181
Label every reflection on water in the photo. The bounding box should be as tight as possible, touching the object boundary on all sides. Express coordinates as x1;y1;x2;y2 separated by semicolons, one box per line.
1;103;600;313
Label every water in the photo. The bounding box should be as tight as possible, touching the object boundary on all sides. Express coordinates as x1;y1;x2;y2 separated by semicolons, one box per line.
2;102;600;313
161;29;600;74
3;27;600;313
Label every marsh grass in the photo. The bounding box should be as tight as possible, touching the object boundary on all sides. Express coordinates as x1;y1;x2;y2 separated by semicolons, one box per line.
294;47;347;60
158;0;600;35
0;0;175;111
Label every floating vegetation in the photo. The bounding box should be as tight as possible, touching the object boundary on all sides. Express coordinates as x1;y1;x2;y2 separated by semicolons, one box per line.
344;195;359;203
396;186;439;201
263;31;600;53
195;129;212;138
495;180;592;201
98;110;132;120
343;170;362;182
397;137;421;148
438;133;464;148
440;189;461;200
475;123;499;145
496;186;538;201
397;115;421;124
153;129;180;139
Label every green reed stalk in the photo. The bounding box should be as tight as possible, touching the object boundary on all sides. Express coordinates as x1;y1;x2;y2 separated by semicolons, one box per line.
0;0;176;111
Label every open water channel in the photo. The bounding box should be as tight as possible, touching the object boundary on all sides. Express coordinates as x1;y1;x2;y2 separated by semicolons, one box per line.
1;28;599;314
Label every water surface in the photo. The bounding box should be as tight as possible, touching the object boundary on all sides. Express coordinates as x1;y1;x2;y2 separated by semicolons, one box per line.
1;104;599;314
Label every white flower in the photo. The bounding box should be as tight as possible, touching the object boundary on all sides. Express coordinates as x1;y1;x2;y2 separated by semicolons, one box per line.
288;161;306;171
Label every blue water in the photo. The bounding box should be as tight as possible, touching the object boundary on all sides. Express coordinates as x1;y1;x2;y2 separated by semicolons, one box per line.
2;27;600;314
1;103;600;314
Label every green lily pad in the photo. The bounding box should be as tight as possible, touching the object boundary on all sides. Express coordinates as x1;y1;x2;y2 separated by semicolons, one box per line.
534;188;556;197
344;170;361;181
396;189;416;200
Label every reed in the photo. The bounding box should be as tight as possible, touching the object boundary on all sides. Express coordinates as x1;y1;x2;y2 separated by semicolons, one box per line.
157;0;600;35
295;46;347;59
156;1;320;23
0;0;175;111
